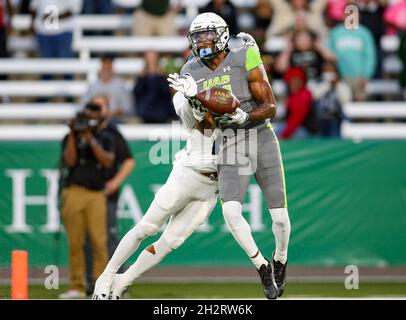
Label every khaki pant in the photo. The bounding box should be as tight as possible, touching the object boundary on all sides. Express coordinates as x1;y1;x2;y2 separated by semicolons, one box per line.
347;78;368;102
62;186;108;292
132;9;176;36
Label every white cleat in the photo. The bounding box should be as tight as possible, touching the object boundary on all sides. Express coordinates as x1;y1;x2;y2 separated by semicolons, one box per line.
109;274;129;300
58;289;86;299
92;273;115;300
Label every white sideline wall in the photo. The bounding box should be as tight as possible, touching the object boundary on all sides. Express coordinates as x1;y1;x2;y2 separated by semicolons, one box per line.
1;123;406;140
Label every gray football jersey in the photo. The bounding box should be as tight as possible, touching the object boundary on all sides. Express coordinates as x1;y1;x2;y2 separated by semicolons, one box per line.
180;46;263;115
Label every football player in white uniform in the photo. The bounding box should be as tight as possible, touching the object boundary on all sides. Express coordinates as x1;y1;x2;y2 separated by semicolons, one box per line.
92;87;220;299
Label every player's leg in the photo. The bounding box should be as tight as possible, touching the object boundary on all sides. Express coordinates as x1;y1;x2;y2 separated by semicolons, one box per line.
93;162;190;299
219;132;278;299
254;124;291;296
220;168;277;299
109;197;218;299
219;165;265;265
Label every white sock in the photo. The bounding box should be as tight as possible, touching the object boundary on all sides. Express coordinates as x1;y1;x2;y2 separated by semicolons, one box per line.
103;224;147;275
250;250;268;269
270;208;291;264
120;238;173;285
222;201;267;269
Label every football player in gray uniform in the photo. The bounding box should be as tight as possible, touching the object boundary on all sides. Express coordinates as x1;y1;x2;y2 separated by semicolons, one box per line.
168;12;291;299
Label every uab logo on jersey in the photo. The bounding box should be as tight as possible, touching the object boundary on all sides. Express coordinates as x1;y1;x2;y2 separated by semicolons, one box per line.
203;75;232;92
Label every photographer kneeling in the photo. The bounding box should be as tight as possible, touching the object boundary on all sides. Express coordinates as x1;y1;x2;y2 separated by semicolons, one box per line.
59;102;115;299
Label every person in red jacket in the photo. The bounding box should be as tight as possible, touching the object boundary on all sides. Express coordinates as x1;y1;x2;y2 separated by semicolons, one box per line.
280;67;313;139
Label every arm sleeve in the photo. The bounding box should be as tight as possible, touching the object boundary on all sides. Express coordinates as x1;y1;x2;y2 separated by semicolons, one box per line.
100;132;115;154
245;46;263;72
115;131;133;163
173;91;196;129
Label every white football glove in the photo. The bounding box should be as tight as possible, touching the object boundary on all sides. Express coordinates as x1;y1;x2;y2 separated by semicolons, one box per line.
187;97;207;121
237;32;260;52
215;108;250;126
167;73;198;98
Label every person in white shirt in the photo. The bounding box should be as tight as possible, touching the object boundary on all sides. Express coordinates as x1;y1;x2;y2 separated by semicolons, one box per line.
92;90;220;300
30;0;82;58
81;55;132;120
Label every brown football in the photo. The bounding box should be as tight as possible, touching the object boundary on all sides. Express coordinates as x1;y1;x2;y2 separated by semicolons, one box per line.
197;87;240;115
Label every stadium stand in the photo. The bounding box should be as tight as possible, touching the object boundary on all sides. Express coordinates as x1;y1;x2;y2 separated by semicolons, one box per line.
0;1;405;139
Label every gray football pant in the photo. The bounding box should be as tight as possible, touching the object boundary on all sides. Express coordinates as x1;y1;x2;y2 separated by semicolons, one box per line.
218;123;287;209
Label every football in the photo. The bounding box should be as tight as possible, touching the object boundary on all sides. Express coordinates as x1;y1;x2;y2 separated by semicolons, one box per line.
197;87;240;115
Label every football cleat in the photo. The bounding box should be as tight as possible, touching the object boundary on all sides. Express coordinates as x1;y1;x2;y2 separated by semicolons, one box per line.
92;272;114;300
58;289;86;299
108;274;129;300
257;259;278;300
272;252;288;297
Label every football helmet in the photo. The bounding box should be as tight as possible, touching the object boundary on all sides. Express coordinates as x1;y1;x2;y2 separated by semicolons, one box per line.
188;12;230;61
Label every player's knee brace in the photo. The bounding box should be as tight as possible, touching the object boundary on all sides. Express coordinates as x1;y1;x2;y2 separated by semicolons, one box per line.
134;222;159;240
222;201;244;230
162;233;185;250
269;208;290;227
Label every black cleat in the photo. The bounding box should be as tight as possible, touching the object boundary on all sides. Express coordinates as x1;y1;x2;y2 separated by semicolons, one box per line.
272;252;287;297
257;259;278;299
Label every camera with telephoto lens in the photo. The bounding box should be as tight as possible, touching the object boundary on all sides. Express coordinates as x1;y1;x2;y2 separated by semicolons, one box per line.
70;102;101;133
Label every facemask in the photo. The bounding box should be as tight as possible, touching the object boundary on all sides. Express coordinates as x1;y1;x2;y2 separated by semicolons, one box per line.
322;72;337;82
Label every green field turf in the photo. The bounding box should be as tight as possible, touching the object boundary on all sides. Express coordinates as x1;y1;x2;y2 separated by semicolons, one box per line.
1;282;406;299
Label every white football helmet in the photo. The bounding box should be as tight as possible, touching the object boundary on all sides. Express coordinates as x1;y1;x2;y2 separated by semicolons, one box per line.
188;12;230;61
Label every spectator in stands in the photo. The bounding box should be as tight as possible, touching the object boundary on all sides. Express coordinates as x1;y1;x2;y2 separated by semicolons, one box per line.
279;67;313;139
398;30;406;101
133;50;176;123
84;94;135;296
253;0;273;47
81;55;132;122
30;0;83;59
275;29;336;80
0;0;13;58
81;0;114;36
309;61;352;137
199;0;239;35
82;0;113;14
132;0;178;36
327;12;377;101
357;0;388;78
266;0;328;39
383;0;406;32
59;101;114;299
325;0;347;26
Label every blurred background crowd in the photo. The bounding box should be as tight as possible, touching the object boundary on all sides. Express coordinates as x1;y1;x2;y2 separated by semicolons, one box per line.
0;0;405;139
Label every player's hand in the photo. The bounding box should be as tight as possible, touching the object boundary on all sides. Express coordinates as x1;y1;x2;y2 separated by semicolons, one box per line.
187;97;208;121
167;73;198;98
215;108;249;126
237;32;260;52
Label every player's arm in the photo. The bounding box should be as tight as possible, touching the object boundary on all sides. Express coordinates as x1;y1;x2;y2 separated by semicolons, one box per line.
173;91;199;129
247;67;277;121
